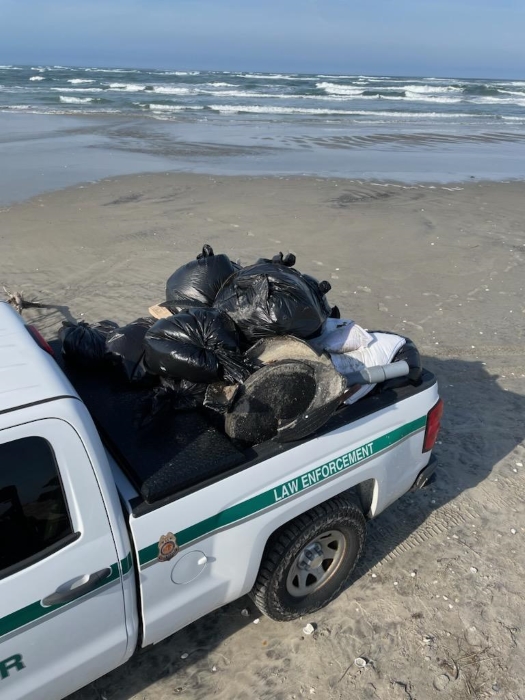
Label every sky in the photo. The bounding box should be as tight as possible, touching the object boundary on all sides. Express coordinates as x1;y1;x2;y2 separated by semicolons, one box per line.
1;0;524;78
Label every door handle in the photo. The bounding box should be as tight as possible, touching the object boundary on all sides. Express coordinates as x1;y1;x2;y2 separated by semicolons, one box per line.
42;567;112;607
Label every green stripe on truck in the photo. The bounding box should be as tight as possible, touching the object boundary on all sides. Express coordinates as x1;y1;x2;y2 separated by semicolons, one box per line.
138;415;427;566
0;555;132;640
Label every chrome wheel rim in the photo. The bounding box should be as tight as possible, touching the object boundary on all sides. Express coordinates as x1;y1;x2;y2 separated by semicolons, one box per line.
286;530;347;598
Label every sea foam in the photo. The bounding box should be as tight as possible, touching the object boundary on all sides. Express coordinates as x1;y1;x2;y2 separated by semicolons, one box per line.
107;83;146;91
59;95;93;104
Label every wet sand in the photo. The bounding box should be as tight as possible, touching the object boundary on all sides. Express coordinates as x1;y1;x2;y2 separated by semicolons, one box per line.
1;174;524;699
3;112;525;206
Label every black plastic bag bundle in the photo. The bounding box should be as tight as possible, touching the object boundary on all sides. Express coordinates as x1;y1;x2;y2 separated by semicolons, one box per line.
255;252;337;321
60;320;118;369
166;244;237;307
105;317;157;384
213;260;330;341
135;378;206;428
144;308;251;384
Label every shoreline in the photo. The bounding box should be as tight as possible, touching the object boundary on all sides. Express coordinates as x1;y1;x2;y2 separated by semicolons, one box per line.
3;109;525;206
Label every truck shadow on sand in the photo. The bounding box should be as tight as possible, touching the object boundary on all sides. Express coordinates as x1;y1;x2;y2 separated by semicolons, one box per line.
68;355;525;700
353;354;525;578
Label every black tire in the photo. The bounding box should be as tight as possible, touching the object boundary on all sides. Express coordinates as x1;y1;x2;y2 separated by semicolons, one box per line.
250;496;366;621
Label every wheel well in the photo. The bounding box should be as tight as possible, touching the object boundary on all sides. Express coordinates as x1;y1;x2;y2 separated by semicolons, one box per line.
260;488;367;563
250;494;367;620
355;479;375;515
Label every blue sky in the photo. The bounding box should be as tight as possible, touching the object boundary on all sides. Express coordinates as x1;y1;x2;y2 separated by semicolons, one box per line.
1;0;524;78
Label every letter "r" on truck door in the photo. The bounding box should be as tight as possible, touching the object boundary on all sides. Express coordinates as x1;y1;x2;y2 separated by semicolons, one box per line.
0;654;25;680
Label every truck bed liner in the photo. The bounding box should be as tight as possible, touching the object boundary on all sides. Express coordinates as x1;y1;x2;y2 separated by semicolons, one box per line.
57;354;435;508
57;360;248;503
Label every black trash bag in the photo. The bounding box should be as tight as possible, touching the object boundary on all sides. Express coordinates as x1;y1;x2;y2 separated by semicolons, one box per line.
144;308;252;384
394;337;422;383
135;378;206;428
329;305;341;319
166;244;237;307
105;317;157;384
303;274;334;321
256;252;296;267
254;252;334;324
213;261;330;341
60;320;118;369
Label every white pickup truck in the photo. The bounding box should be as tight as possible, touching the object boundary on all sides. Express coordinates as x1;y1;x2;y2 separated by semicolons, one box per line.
0;302;442;700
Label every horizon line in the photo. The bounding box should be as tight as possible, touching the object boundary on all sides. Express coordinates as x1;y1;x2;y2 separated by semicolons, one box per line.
1;62;523;83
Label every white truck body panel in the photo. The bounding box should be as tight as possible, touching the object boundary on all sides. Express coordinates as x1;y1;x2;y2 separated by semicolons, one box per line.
0;302;440;700
129;383;436;646
0;305;78;413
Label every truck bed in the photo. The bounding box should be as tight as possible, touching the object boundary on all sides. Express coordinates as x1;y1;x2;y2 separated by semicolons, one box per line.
57;353;436;509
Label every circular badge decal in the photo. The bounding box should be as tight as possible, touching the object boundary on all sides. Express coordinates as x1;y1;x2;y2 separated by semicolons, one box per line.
158;532;179;562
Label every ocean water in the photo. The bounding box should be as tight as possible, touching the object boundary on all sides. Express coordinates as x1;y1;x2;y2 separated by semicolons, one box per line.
1;65;525;203
2;65;525;122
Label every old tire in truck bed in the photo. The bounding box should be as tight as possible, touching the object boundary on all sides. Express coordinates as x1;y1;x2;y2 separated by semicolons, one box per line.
250;496;366;621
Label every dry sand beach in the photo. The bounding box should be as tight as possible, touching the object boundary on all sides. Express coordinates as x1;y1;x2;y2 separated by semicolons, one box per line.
1;174;525;699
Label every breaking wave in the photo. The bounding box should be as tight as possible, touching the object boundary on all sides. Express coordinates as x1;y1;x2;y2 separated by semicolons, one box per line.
59;95;94;104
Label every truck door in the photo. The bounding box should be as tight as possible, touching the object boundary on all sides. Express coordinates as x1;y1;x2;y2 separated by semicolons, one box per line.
0;419;128;700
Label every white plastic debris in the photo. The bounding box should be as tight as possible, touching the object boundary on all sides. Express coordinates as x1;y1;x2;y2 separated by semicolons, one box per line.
253;618;260;624
354;657;367;668
303;623;315;635
180;653;189;660
211;665;217;672
470;566;478;573
511;528;517;535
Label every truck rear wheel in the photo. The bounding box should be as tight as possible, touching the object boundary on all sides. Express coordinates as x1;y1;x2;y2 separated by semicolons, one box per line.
250;496;366;621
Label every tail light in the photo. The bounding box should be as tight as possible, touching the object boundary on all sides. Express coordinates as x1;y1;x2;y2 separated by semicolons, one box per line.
26;325;55;357
423;398;443;452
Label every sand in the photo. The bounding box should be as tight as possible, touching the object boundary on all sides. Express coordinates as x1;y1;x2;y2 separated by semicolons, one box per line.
1;174;524;700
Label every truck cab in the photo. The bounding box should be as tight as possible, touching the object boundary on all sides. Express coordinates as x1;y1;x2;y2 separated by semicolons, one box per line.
0;308;138;698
